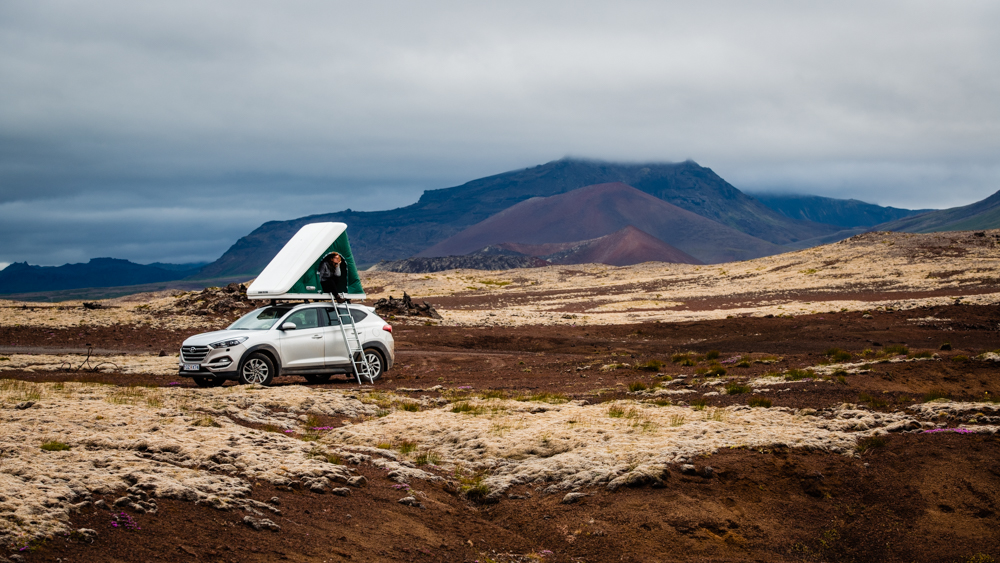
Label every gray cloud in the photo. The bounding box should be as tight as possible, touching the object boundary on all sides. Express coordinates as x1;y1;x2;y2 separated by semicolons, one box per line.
1;1;998;265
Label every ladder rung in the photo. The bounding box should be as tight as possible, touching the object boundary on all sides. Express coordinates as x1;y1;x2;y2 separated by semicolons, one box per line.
332;301;372;385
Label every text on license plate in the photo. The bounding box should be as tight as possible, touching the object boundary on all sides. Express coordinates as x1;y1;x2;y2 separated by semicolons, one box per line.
184;364;200;371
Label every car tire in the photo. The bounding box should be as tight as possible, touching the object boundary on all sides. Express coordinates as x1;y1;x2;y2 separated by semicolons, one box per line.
239;352;275;386
193;376;225;388
362;348;385;383
304;374;331;384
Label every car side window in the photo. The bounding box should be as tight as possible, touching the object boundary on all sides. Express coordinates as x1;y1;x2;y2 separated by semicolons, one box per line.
323;308;365;325
325;308;341;326
286;308;321;329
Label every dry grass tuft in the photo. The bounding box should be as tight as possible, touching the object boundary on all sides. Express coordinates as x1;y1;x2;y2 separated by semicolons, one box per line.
855;435;889;453
923;389;951;403
0;378;44;401
191;416;222;428
725;382;751;395
783;369;815;381
636;359;665;372
825;348;851;362
627;380;648;392
859;393;889;409
883;344;909;356
452;402;488;415
415;451;441;466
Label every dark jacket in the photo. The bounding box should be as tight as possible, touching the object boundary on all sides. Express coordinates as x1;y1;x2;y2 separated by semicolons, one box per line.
318;260;349;296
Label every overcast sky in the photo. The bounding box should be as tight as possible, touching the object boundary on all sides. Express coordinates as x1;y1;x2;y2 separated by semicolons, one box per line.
1;1;998;268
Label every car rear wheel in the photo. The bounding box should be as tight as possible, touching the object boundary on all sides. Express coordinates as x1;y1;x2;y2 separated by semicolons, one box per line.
362;348;385;383
193;376;225;388
304;374;331;384
239;353;275;386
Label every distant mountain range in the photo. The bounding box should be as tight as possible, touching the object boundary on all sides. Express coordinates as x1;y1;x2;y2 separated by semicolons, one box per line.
749;194;931;228
15;157;1000;297
197;159;841;278
875;190;1000;233
0;259;206;295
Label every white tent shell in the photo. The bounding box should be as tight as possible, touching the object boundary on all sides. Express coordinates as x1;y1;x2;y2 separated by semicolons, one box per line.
246;222;366;301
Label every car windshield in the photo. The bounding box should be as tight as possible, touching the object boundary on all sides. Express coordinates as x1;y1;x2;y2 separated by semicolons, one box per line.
228;307;292;330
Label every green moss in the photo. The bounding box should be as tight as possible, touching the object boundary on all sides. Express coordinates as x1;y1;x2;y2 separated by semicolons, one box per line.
41;441;71;451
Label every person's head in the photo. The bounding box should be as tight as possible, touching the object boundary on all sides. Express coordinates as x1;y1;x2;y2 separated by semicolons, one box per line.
328;252;342;264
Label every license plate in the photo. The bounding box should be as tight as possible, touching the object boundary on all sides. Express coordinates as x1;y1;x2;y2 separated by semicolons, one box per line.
183;364;200;371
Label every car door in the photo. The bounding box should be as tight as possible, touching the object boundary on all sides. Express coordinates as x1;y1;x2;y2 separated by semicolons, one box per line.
323;307;351;366
277;308;325;368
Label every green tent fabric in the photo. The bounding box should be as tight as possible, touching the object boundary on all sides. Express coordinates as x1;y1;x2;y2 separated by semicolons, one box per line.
288;231;365;297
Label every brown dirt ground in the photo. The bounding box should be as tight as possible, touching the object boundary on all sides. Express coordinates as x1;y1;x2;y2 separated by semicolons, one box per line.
4;303;1000;561
18;435;1000;563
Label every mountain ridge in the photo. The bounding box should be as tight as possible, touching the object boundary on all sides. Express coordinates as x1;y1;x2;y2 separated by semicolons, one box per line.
418;182;784;264
0;258;204;295
195;158;840;278
875;189;1000;233
750;193;932;228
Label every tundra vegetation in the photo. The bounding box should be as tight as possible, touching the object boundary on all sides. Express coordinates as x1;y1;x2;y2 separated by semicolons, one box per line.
2;229;1000;561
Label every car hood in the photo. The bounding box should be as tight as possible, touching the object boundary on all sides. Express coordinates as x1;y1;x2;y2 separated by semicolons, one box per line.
181;329;263;347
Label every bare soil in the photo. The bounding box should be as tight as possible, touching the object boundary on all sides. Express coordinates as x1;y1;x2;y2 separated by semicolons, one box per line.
6;303;1000;407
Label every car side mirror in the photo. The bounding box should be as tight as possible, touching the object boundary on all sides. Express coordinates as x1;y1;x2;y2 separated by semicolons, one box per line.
280;322;297;331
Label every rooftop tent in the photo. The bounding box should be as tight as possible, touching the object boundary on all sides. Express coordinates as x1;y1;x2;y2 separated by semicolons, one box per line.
246;222;365;301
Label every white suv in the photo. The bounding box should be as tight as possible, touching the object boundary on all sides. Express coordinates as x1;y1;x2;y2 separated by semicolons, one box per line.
178;302;394;387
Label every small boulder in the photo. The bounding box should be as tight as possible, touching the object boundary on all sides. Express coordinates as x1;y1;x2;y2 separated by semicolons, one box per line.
561;492;588;504
243;516;280;531
608;464;671;491
330;488;351;496
398;496;423;508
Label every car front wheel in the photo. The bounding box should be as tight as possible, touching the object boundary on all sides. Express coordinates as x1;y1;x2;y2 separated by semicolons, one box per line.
362;348;385;382
239;352;275;386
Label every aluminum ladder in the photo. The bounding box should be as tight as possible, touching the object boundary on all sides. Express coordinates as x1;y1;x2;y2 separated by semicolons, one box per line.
332;301;373;385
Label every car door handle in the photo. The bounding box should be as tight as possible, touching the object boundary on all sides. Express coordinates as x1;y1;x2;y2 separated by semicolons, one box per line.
311;335;323;339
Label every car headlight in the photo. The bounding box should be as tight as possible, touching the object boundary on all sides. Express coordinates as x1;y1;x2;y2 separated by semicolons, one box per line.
209;336;248;349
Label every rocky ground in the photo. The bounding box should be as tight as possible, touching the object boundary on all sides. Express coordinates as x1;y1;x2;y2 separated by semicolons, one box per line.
0;230;999;562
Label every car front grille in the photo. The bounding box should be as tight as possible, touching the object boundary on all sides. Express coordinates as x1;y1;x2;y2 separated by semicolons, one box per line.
181;346;210;363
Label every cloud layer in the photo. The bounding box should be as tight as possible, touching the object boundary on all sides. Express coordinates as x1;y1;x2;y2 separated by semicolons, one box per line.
1;1;998;265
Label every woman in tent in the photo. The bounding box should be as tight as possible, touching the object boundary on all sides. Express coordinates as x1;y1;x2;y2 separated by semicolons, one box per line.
318;252;349;303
